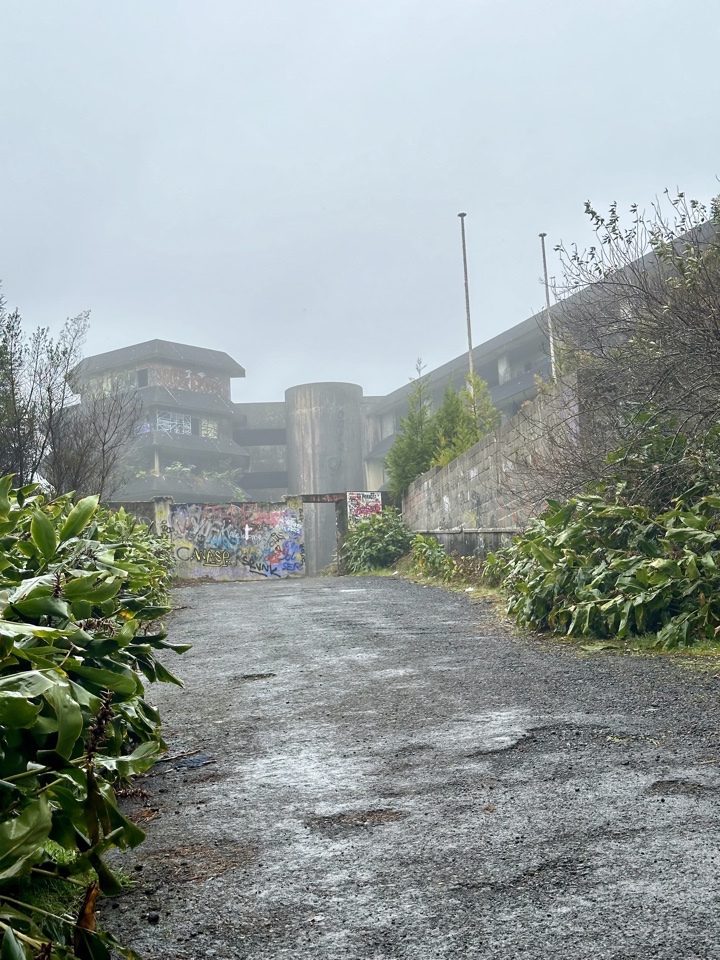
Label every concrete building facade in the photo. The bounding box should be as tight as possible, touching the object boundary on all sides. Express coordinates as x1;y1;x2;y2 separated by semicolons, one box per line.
76;310;550;567
72;339;250;503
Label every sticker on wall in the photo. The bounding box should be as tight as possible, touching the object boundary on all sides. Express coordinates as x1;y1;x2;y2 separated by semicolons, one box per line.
347;491;383;527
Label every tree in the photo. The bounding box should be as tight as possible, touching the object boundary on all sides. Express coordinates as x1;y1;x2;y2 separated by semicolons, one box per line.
507;190;720;507
0;287;140;497
431;383;469;467
556;191;720;431
385;361;435;502
385;364;501;498
0;292;88;485
432;375;500;467
43;387;142;499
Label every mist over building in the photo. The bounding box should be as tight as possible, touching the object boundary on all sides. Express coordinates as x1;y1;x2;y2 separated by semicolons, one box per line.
72;309;550;571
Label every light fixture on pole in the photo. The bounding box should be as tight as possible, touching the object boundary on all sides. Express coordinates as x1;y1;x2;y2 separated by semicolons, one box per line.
458;213;475;380
539;232;557;381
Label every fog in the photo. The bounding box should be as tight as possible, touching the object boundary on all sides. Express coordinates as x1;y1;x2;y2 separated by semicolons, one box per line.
1;0;718;401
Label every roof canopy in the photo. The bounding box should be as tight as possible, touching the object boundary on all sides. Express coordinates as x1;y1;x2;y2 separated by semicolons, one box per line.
73;339;246;379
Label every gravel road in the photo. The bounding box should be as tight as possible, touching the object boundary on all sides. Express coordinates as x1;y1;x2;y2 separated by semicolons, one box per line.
107;577;720;959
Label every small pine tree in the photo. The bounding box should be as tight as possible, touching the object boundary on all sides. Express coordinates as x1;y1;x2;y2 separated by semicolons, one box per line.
462;373;501;443
431;383;473;467
385;361;435;502
386;367;501;498
431;375;500;467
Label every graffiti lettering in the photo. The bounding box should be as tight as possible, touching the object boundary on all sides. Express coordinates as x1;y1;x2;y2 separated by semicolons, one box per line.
191;548;232;566
169;501;305;581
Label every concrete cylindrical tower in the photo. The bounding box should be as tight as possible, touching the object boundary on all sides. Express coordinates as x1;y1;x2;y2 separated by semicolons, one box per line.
285;382;365;573
285;382;364;494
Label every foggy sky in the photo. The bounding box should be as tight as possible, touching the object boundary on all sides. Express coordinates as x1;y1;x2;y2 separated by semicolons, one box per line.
1;1;718;402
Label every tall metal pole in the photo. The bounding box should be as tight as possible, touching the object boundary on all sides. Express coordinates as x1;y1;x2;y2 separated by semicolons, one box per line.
458;212;475;380
539;232;557;381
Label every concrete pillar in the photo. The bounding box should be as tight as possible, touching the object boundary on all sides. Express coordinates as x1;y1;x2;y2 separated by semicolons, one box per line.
285;383;364;573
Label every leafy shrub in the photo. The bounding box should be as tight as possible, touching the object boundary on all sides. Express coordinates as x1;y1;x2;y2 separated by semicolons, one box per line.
410;535;456;581
486;489;720;648
0;476;184;958
343;509;413;572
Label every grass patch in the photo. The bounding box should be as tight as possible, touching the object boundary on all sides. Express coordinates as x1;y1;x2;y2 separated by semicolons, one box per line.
0;843;135;933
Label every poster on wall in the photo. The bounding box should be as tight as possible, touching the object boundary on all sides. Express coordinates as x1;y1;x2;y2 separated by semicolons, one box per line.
167;500;305;581
347;491;383;527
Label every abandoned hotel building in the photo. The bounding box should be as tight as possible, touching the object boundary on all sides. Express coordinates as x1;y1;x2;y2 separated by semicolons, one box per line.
73;308;551;571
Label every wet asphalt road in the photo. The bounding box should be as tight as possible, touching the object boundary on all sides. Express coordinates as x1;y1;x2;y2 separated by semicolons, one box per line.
107;577;720;959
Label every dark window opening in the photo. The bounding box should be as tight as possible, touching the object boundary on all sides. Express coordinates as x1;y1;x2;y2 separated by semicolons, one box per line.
137;369;149;387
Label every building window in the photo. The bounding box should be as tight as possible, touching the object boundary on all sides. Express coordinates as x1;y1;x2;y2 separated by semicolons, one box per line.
156;410;191;434
200;418;219;439
137;369;149;387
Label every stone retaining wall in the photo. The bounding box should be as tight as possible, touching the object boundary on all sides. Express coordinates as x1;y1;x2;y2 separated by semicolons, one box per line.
403;385;574;532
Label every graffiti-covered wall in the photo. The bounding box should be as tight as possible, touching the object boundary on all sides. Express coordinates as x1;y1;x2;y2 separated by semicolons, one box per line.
347;491;383;527
160;499;305;581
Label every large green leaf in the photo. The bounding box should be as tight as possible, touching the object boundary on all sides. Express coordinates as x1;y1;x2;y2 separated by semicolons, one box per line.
0;796;52;880
8;597;70;622
0;621;64;640
0;692;42;729
0;927;27;960
0;478;12;521
59;496;99;542
30;511;57;562
0;671;56;698
43;682;84;758
95;741;164;779
63;664;139;697
64;574;123;602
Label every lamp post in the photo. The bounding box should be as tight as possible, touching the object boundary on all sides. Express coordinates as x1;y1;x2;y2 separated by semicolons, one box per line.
539;232;557;381
458;213;475;380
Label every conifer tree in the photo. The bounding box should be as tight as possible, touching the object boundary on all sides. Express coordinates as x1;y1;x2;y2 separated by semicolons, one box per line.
385;361;435;502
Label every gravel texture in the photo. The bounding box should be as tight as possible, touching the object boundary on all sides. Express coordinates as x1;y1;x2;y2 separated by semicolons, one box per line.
106;577;720;959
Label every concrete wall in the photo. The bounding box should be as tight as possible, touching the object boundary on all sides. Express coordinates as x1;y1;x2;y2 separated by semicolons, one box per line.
234;401;288;501
156;498;305;581
412;529;519;558
286;382;365;574
403;386;572;532
235;401;286;429
106;500;158;529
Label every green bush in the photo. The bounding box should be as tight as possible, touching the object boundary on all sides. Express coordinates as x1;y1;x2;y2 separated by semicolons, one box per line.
485;489;720;649
0;476;185;959
343;509;413;572
410;535;456;581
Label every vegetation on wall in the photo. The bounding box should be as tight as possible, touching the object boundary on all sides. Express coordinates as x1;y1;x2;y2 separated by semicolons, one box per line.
484;191;720;651
516;191;720;503
0;477;184;958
